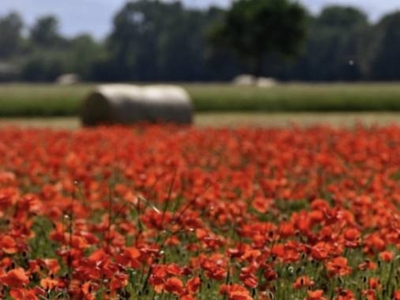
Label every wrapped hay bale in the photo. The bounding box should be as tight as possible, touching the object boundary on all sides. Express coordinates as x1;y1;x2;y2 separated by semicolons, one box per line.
257;77;277;88
232;74;256;86
56;73;80;85
81;84;193;126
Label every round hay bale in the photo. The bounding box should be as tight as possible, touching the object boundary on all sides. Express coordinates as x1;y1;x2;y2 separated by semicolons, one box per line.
81;84;193;126
257;77;277;88
56;73;80;85
232;74;256;86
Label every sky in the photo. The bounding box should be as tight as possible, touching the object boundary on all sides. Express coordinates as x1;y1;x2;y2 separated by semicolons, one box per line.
1;0;400;39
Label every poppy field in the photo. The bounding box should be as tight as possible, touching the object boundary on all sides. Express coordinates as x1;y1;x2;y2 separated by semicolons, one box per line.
1;124;400;299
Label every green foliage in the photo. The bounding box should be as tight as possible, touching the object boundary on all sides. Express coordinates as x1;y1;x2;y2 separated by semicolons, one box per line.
0;2;400;82
371;12;400;80
187;83;400;112
30;15;64;48
69;34;105;80
23;16;104;82
317;6;368;28
29;216;58;259
209;0;307;76
0;84;88;117
281;5;371;81
21;51;72;82
107;0;232;81
0;12;23;59
0;12;105;82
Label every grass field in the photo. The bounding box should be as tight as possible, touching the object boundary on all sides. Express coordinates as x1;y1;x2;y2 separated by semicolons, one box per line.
2;83;400;117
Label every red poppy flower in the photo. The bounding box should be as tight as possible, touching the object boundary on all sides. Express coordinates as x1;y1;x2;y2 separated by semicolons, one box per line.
40;277;60;290
10;288;41;300
306;289;327;300
393;290;400;300
326;257;352;277
0;235;18;254
293;275;314;289
335;288;355;300
164;277;184;295
187;276;201;294
0;268;29;288
368;278;381;290
220;283;253;300
378;251;393;262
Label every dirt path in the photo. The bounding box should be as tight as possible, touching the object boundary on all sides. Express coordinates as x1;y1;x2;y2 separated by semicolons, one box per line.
1;113;400;129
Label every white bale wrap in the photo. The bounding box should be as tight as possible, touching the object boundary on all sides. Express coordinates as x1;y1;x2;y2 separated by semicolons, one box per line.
81;84;193;126
232;74;256;86
257;77;277;88
56;73;80;85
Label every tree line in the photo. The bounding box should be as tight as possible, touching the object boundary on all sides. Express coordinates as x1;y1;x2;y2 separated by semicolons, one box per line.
1;0;399;82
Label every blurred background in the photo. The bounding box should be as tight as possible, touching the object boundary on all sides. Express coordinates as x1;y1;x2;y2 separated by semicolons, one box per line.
1;0;399;82
1;0;400;128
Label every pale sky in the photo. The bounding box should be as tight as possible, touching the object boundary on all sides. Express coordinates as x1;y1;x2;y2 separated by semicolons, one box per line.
1;0;399;38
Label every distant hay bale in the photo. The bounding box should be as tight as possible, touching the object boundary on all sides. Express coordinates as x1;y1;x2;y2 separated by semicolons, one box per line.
233;75;277;88
0;62;19;81
257;77;277;88
232;74;256;86
81;84;193;126
56;73;80;85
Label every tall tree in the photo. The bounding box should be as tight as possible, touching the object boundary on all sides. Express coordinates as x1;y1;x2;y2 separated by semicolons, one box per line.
278;6;370;81
371;12;400;80
21;51;70;82
70;34;104;80
108;0;220;81
209;0;307;77
317;5;368;28
30;15;63;48
314;6;369;81
0;12;23;59
108;0;170;80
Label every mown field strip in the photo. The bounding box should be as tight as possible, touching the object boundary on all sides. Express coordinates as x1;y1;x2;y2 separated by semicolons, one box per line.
2;83;400;117
1;112;400;129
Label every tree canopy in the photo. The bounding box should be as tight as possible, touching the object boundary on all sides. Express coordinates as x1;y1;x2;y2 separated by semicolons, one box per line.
371;12;400;80
30;16;63;48
0;12;23;59
0;1;399;82
209;0;307;77
107;0;231;82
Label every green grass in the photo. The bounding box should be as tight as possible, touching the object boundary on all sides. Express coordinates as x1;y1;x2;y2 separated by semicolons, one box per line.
1;82;400;117
0;84;91;117
186;82;400;112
